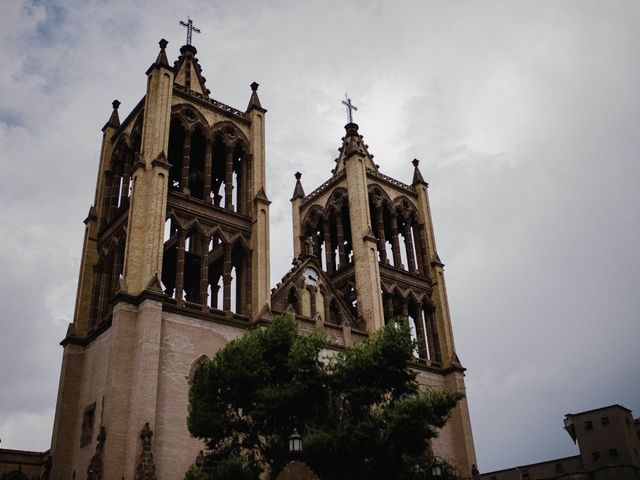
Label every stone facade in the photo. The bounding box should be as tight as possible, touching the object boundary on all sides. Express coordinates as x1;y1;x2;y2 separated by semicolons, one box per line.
0;449;50;480
46;36;477;479
480;405;640;480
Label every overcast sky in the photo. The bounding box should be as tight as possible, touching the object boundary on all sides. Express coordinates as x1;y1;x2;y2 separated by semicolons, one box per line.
1;0;639;473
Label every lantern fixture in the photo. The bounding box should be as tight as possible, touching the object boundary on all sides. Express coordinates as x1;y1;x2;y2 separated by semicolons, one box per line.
288;428;302;454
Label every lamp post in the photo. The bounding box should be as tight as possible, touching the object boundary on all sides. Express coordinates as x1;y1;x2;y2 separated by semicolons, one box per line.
288;428;303;455
431;462;443;479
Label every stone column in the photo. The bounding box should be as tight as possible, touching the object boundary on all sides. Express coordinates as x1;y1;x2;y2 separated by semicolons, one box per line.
390;213;403;269
199;237;209;310
110;243;123;297
181;130;192;195
120;157;132;206
203;138;212;203
335;210;346;267
323;217;334;273
223;244;232;311
175;230;186;304
385;294;394;322
404;220;417;273
225;147;234;211
375;205;388;263
309;287;317;317
414;302;428;359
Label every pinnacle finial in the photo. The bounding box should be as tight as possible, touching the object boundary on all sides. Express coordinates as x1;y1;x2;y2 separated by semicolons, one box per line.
412;158;427;186
246;82;264;112
291;172;305;200
103;99;121;130
154;39;170;67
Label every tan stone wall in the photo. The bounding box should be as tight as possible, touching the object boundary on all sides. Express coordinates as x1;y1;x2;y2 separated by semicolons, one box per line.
0;449;49;479
153;311;245;479
416;369;477;477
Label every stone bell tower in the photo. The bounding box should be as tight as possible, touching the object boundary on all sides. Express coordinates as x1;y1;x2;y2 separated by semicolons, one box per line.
288;115;477;474
50;36;270;480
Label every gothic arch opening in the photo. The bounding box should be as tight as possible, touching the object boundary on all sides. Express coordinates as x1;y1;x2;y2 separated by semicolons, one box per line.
287;287;300;315
188;125;207;199
168;118;186;191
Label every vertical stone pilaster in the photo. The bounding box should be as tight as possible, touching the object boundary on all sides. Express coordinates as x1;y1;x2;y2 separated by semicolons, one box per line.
247;99;270;319
122;41;173;296
343;124;384;332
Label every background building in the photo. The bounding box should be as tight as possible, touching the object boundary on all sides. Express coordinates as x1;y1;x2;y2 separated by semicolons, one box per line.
480;405;640;480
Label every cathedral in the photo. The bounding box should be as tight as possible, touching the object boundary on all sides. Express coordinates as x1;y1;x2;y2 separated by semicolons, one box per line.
45;33;477;479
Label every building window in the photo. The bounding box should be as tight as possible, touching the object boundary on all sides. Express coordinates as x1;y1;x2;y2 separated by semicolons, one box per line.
585;420;593;430
601;416;610;426
80;403;96;447
555;463;564;473
521;470;529;479
609;448;618;458
592;451;601;461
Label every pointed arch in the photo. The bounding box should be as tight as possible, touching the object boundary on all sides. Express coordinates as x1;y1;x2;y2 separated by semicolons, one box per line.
287;286;301;315
172;103;210;132
188;354;210;382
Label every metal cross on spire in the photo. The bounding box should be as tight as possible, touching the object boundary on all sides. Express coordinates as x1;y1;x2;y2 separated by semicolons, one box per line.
342;94;358;124
179;17;201;46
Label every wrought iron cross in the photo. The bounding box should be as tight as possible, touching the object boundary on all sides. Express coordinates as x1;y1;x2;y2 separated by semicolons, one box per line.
179;17;201;45
342;94;358;124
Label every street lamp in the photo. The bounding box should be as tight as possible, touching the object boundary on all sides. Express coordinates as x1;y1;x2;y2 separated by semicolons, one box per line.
288;428;303;454
431;462;443;479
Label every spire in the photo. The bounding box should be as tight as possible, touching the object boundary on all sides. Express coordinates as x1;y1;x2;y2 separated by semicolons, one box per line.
102;100;121;131
333;122;377;175
155;39;169;67
342;122;364;159
411;158;427;186
173;43;210;95
291;172;305;200
246;82;265;112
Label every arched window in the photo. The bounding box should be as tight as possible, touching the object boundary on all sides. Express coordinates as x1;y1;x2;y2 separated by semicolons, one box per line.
167;118;187;192
188;355;210;382
287;287;300;314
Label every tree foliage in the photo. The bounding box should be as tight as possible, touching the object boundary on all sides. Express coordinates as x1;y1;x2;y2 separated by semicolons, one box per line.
187;314;463;480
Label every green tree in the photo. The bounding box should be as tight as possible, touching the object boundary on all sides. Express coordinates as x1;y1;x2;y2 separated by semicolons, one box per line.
187;314;463;480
